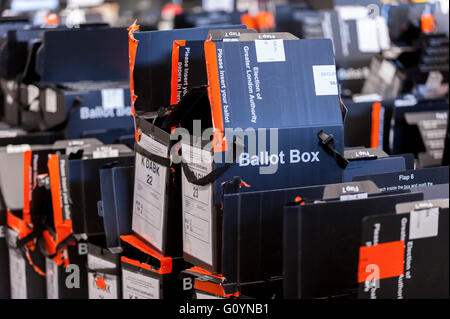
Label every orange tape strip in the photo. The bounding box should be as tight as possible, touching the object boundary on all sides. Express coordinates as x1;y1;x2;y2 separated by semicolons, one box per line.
370;102;382;148
358;241;405;283
170;40;186;105
120;235;172;274
204;40;227;152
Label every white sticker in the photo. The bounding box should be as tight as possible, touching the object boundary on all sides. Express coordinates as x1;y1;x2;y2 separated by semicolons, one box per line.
132;133;169;252
357;18;381;53
92;146;119;159
6;94;14;105
27;85;40;112
0;225;5;238
378;60;396;85
87;254;118;299
181;144;214;266
202;0;234;13
375;17;391;51
9;247;27;299
45;89;58;113
425;71;444;92
409;207;440;240
254;39;286;63
196;291;224;299
46;258;59;299
6;80;16;91
101;89;125;109
312;65;339;96
340;193;368;201
6;144;30;153
122;269;160;299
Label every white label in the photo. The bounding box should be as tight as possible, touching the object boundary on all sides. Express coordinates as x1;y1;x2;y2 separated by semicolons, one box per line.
202;0;234;13
378;60;396;85
181;144;214;266
6;94;14;105
196;291;224;299
6;80;16;91
87;254;118;299
357;18;381;53
312;65;339;96
0;225;5;238
340;193;368;201
27;85;39;112
45;89;58;113
122;269;160;299
6;144;30;153
132;133;169;252
254;39;286;63
9;247;27;299
409;207;440;240
0;130;19;138
375;17;391;51
425;71;444;92
92;146;119;159
46;258;59;299
101;89;125;109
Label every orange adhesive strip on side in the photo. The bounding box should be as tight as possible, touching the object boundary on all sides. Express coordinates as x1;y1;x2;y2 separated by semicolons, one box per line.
47;154;72;244
370;102;382;148
358;241;405;283
22;150;32;225
170;40;186;105
204;40;227;152
120;235;173;274
127;21;140;117
6;209;32;239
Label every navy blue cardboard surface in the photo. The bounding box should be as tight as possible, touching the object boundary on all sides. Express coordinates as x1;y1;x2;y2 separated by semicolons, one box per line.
180;32;347;272
133;25;246;112
99;165;134;253
35;27;129;84
283;189;424;299
50;144;134;239
38;84;134;141
358;204;449;299
353;166;449;192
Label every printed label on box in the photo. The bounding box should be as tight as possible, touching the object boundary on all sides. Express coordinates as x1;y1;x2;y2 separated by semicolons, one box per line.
196;291;224;299
181;144;214;266
9;247;27;299
254;39;286;63
122;269;160;299
27;85;39;112
87;254;118;299
45;89;57;113
356;18;381;53
46;257;59;299
378;60;396;85
92;146;119;159
409;207;440;239
101;89;125;109
132;133;169;252
6;144;30;153
312;65;339;96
